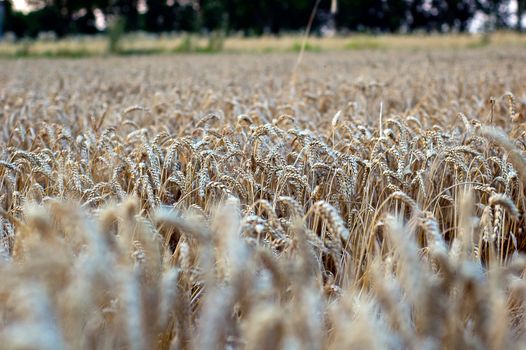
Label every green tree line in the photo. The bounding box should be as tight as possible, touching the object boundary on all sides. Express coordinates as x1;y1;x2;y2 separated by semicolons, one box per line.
0;0;524;38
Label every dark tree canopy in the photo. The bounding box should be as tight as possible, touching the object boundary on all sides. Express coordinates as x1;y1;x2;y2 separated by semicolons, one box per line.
0;0;523;38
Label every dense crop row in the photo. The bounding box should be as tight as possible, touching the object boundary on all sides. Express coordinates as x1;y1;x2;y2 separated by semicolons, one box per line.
1;50;526;349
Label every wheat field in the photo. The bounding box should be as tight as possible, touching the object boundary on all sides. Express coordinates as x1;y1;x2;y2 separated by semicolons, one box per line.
1;48;526;349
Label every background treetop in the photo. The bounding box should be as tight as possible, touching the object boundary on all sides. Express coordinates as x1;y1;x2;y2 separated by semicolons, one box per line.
0;0;525;38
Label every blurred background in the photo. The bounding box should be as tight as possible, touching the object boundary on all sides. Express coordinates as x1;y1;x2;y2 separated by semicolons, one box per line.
0;0;524;55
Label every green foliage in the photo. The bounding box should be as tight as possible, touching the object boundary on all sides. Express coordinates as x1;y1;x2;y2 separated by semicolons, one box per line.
14;38;32;56
346;37;382;50
206;30;225;52
107;16;125;54
200;0;226;31
144;0;198;33
291;41;321;52
173;32;225;54
175;35;195;53
2;0;523;39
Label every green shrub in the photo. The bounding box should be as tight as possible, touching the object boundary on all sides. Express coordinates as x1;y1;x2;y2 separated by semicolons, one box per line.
205;30;225;52
291;41;321;52
107;17;125;54
175;35;195;53
346;37;382;50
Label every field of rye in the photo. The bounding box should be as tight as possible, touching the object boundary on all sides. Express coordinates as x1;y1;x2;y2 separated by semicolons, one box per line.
1;48;526;349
